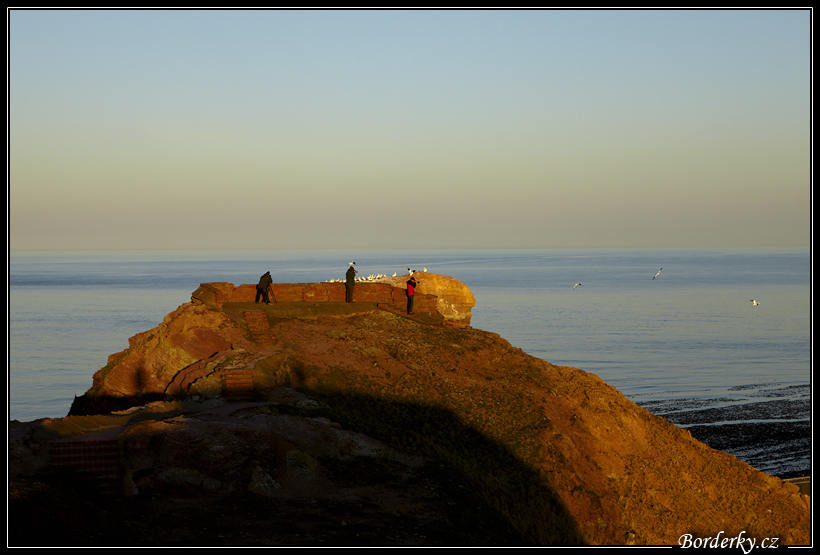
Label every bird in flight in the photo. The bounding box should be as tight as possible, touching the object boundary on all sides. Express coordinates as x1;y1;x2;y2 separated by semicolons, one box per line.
573;283;582;289
750;299;760;306
349;261;356;266
653;268;663;279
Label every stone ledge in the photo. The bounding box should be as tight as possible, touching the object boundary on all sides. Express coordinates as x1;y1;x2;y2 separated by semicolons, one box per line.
193;273;471;326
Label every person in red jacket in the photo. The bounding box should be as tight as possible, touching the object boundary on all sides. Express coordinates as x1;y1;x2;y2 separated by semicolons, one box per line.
406;275;418;314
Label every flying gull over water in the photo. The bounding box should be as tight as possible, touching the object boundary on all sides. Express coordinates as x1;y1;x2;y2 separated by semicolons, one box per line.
573;283;582;289
653;268;663;279
750;300;760;306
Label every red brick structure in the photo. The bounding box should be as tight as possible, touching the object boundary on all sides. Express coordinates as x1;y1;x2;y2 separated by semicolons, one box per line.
193;281;439;316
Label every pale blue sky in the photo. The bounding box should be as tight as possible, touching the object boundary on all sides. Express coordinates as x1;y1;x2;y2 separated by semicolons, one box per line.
8;9;811;250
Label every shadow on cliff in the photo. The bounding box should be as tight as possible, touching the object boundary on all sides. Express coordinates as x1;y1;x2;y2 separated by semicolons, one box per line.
53;387;584;546
307;389;585;546
68;392;168;416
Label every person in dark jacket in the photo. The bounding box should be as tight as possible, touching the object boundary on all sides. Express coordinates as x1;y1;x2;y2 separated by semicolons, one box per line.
406;275;418;314
345;264;357;303
256;271;273;304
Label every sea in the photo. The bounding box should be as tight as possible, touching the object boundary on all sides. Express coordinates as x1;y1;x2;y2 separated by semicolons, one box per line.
7;248;812;478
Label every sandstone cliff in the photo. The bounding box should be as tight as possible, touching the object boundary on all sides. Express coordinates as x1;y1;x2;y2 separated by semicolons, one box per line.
8;277;810;547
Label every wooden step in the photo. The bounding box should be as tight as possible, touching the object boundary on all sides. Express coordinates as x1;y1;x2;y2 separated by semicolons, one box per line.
224;366;255;399
243;311;275;345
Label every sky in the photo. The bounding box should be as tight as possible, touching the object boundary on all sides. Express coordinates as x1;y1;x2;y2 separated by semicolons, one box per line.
8;9;811;251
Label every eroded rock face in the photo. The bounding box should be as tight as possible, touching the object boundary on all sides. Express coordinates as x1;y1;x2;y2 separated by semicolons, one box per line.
378;272;476;326
76;302;255;407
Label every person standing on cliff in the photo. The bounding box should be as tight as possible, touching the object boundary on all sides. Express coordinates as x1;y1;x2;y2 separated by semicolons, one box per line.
256;271;273;304
345;264;357;303
406;275;418;314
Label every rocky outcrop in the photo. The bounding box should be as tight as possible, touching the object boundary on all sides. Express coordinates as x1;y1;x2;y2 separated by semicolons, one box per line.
70;301;256;411
75;277;473;408
8;277;810;547
376;272;476;326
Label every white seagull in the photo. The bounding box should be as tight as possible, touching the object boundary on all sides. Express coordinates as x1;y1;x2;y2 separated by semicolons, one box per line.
349;261;356;266
573;283;582;289
653;268;663;279
750;300;760;306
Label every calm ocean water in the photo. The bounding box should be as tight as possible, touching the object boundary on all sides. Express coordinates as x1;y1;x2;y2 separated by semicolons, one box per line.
8;248;811;474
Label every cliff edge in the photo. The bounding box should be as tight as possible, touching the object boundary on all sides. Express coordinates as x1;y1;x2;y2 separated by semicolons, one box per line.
8;276;810;547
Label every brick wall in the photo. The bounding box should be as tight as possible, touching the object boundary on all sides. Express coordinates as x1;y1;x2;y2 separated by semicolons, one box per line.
196;281;439;314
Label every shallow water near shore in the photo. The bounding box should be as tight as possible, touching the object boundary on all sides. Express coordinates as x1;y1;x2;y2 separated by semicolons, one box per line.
8;248;811;477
